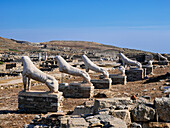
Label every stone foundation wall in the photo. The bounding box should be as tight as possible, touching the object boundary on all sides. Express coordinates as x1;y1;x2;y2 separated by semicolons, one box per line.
18;91;63;113
125;68;144;81
158;61;169;65
109;74;127;85
153;61;169;65
59;83;94;98
91;78;112;89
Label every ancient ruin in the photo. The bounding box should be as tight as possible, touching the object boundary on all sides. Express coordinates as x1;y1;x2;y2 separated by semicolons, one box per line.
22;56;58;92
56;55;91;83
56;55;94;98
0;37;169;127
119;52;142;69
82;54;112;89
82;54;109;78
18;56;63;113
158;53;168;62
109;65;127;85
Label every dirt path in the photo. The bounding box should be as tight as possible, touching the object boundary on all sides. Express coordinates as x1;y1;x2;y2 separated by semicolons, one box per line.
0;78;22;86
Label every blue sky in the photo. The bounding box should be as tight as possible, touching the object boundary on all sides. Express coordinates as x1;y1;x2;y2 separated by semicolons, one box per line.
1;0;170;53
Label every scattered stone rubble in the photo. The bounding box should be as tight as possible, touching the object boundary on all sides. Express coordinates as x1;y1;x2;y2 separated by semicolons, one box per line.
25;96;170;128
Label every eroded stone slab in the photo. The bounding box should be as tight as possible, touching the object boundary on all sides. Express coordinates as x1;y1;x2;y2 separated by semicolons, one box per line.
125;68;144;81
59;82;94;98
18;90;63;112
91;78;112;89
93;97;133;113
109;74;127;85
154;97;170;122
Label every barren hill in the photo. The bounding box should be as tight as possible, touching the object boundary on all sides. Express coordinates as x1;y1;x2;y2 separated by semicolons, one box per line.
0;37;40;53
0;37;154;57
40;40;152;55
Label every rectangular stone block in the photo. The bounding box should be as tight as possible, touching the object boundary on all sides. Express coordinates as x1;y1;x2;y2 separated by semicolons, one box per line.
125;68;144;81
59;83;94;98
93;97;133;113
72;105;94;115
91;78;112;89
18;90;63;113
142;65;153;75
110;110;131;126
109;74;127;85
158;61;169;65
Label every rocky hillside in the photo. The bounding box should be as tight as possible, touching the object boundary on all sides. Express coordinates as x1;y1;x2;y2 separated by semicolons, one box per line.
0;36;163;59
0;37;40;53
40;40;152;54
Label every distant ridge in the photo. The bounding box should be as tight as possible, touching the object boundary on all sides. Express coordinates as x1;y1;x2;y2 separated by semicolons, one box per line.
0;37;40;52
0;36;154;55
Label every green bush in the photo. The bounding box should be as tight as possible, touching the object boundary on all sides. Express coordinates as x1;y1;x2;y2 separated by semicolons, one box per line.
9;49;19;52
0;61;4;65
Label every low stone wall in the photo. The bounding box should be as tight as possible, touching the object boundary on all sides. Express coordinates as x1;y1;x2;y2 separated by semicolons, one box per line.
158;61;169;65
18;90;63;113
91;78;112;89
59;83;94;98
125;68;144;81
93;97;133;113
153;61;169;65
109;74;127;85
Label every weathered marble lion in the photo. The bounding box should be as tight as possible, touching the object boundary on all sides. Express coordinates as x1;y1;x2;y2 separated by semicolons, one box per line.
82;54;109;78
157;53;168;62
119;53;142;68
22;56;58;92
55;55;91;83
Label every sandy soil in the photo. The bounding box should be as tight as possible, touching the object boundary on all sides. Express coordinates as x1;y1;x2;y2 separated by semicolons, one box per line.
0;65;169;128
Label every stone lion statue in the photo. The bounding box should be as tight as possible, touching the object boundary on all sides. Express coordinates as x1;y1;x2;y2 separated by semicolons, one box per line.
55;55;91;83
22;56;58;92
82;54;109;78
119;53;142;68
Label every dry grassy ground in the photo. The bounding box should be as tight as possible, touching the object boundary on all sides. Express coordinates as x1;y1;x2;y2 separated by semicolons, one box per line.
0;66;169;128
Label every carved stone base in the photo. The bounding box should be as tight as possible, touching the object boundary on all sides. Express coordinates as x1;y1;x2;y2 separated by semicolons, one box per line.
125;68;144;81
142;65;153;75
59;82;94;98
18;90;63;112
91;78;112;89
158;61;169;65
109;74;127;85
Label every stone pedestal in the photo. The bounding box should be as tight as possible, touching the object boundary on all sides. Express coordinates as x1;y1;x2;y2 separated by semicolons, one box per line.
125;68;144;81
158;61;169;65
18;90;63;113
142;65;153;75
59;82;94;98
91;78;112;89
109;74;127;85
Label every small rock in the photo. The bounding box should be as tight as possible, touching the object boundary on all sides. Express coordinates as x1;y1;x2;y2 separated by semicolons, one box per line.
143;89;148;92
142;95;151;101
164;82;170;85
159;79;165;82
34;115;41;120
123;92;129;96
152;88;156;90
130;122;142;128
115;105;126;110
97;108;110;115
